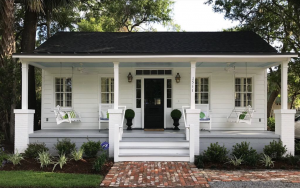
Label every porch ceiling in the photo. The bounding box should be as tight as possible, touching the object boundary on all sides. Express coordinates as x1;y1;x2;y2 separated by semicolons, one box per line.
31;61;277;68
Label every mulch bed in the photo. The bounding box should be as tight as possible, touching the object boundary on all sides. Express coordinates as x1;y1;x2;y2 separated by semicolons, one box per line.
200;161;300;170
2;157;114;176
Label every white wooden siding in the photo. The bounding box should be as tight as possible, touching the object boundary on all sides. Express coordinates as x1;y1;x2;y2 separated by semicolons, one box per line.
41;67;267;130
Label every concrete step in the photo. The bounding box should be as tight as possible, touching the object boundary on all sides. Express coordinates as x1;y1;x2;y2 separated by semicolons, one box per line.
121;137;186;141
119;141;189;147
117;154;190;161
119;147;189;154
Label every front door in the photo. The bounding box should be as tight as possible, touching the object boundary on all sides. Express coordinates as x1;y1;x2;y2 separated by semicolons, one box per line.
144;79;164;129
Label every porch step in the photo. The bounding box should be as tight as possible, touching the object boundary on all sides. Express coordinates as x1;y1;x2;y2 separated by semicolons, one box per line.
117;140;190;161
121;137;186;141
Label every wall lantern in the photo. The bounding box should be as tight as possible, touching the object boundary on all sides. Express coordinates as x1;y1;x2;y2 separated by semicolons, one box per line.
127;72;133;82
175;73;181;83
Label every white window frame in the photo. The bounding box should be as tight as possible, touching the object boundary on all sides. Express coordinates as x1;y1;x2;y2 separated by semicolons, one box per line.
234;76;254;108
195;77;210;105
100;77;114;104
54;77;72;108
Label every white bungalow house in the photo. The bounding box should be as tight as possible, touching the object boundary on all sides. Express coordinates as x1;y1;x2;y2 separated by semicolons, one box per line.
13;32;298;162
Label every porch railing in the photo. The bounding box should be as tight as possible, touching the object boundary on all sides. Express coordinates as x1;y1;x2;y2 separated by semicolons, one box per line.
114;106;126;162
118;106;126;141
182;106;190;141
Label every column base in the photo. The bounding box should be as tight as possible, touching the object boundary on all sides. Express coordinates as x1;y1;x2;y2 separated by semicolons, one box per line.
14;109;35;153
108;109;123;157
274;109;296;155
186;109;200;155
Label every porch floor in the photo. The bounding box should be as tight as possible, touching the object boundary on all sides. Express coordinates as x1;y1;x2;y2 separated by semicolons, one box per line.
29;129;279;139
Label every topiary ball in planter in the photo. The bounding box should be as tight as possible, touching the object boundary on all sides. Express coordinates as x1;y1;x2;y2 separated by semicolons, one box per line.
171;109;182;130
125;109;135;130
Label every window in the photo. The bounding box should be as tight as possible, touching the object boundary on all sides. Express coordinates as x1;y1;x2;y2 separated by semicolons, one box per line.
235;77;252;107
195;78;209;104
167;79;172;108
136;70;172;75
136;80;141;108
55;78;72;107
101;78;114;104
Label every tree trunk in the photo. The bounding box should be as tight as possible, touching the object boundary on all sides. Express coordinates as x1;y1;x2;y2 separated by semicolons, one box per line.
267;90;279;118
46;9;51;39
21;9;38;130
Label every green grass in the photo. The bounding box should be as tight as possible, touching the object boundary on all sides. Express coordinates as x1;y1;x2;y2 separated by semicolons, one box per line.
0;171;103;188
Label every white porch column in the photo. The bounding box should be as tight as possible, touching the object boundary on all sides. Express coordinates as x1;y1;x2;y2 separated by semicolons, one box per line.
186;109;200;155
108;109;122;157
113;62;119;109
274;60;296;155
190;61;196;109
14;62;35;153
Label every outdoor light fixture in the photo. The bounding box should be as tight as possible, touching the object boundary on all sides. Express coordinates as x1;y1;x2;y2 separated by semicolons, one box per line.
175;73;181;83
127;72;133;82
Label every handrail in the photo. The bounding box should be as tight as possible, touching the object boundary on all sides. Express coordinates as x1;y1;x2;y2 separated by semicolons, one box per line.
182;106;190;128
118;106;126;141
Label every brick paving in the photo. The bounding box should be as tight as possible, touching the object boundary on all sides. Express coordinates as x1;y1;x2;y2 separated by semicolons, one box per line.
203;169;300;183
101;162;300;187
100;162;209;187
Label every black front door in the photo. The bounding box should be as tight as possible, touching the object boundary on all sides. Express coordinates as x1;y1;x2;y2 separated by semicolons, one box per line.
144;79;164;129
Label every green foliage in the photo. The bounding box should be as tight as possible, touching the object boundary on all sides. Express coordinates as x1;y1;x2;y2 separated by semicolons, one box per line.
125;109;135;119
0;132;4;145
81;139;101;158
71;148;84;161
231;142;259;166
239;112;247;119
77;17;104;32
37;151;52;168
52;154;68;172
170;109;182;119
7;151;24;166
260;154;274;168
267;117;275;131
24;143;49;158
54;138;76;156
0;147;8;167
93;152;107;172
203;142;229;163
284;154;300;166
296;140;300;155
194;155;206;168
263;140;287;159
228;155;243;166
0;171;103;188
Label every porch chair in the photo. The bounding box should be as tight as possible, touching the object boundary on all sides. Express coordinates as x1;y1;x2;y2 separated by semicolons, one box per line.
54;106;71;125
99;103;114;131
195;104;212;132
227;105;254;125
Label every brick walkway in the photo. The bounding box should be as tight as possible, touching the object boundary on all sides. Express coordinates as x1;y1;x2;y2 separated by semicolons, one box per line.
100;162;209;187
101;162;300;187
203;169;300;183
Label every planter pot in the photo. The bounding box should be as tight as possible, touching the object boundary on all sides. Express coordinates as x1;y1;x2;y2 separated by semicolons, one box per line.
126;118;133;130
172;118;180;130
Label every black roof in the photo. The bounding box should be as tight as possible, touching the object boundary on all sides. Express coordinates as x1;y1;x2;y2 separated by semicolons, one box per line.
32;31;278;55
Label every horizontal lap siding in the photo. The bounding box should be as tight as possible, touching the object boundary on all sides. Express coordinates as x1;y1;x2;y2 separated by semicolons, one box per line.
41;67;266;130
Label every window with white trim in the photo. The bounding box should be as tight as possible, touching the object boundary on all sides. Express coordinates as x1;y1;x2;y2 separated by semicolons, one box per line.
101;78;114;104
136;79;141;108
235;77;252;107
167;79;172;108
55;78;72;107
195;78;209;104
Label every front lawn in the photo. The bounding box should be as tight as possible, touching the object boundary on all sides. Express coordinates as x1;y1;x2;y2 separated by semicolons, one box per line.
0;171;102;188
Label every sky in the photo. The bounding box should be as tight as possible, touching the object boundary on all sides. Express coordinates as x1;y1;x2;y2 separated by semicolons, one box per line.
157;0;239;31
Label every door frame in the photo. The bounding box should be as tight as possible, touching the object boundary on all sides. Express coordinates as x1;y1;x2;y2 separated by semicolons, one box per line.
134;75;173;129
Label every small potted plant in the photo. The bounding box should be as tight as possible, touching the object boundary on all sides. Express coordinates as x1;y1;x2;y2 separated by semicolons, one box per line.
125;109;135;130
171;109;182;130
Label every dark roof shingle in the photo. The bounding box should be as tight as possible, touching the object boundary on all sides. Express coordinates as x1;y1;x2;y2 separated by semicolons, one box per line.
33;31;278;54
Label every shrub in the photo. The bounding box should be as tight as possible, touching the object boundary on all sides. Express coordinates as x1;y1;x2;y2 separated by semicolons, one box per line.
53;154;68;172
203;142;229;163
0;147;8;167
284;154;300;166
125;109;135;119
24;143;49;158
37;151;52;168
71;148;84;161
7;151;23;166
295;140;300;155
194;155;206;168
93;152;107;172
54;138;76;156
263;140;287;160
170;109;182;119
228;155;243;166
231;142;259;166
260;154;274;167
81;139;101;158
0;132;4;145
267;117;275;131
